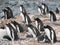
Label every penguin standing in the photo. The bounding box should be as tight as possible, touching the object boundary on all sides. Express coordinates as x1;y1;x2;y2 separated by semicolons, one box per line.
48;11;57;22
38;6;43;15
34;18;44;32
41;3;49;15
27;24;41;40
44;25;57;43
55;8;59;14
2;9;8;19
2;7;14;19
5;7;14;19
19;5;32;25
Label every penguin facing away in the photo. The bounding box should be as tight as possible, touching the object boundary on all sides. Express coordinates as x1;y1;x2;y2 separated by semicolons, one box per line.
48;11;57;22
55;8;59;14
2;9;8;19
5;7;14;19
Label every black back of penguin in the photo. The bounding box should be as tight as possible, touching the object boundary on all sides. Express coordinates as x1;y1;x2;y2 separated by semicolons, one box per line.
34;18;44;31
44;25;57;43
2;9;8;19
11;21;24;32
27;25;41;37
49;11;57;21
41;3;49;14
5;7;14;19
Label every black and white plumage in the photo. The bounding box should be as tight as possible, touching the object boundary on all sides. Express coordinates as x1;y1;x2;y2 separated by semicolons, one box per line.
48;11;57;22
41;3;49;15
6;23;19;40
2;7;14;19
0;24;14;41
0;22;20;41
5;7;14;19
11;21;24;32
34;18;44;32
44;25;57;43
20;5;32;25
2;9;8;19
38;6;43;15
27;25;41;40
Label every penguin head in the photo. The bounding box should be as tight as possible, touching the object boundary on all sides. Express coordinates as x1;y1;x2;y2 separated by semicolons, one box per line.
48;11;53;17
5;7;11;10
34;18;42;22
41;3;46;7
34;18;40;21
5;7;13;14
48;11;54;15
2;9;8;15
55;7;59;14
37;6;42;13
2;9;7;12
20;5;23;12
41;3;45;9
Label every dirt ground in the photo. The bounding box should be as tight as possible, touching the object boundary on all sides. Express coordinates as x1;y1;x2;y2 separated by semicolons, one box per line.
0;13;60;45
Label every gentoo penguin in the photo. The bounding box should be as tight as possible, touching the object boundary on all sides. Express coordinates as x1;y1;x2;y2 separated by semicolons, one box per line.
48;11;57;22
5;23;19;40
41;3;49;15
44;25;57;43
0;23;16;41
55;8;59;14
27;24;41;40
11;21;24;32
20;5;32;25
2;7;14;19
38;6;43;15
34;18;44;32
5;7;14;19
2;9;8;19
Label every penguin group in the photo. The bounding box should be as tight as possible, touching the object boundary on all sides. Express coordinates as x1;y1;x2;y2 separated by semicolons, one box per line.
0;2;59;43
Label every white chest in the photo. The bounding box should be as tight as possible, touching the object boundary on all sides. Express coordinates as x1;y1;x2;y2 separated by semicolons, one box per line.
38;8;41;14
44;28;51;40
20;13;24;21
42;5;44;9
